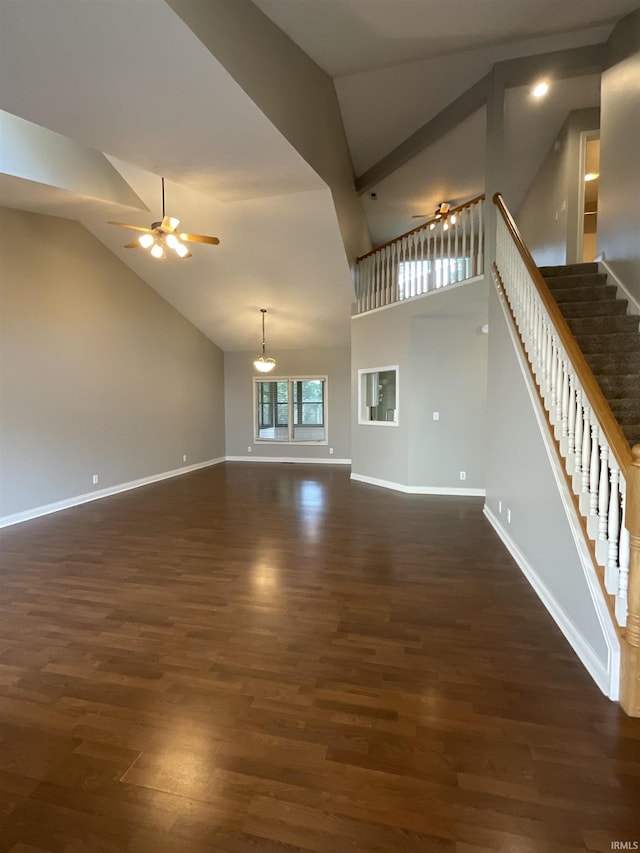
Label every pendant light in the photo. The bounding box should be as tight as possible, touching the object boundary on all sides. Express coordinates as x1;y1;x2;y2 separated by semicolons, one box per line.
253;309;276;373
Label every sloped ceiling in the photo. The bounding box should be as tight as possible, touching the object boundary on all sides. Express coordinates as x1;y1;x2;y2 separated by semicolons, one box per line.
0;0;323;201
252;0;638;77
0;0;631;342
0;0;354;351
253;0;623;244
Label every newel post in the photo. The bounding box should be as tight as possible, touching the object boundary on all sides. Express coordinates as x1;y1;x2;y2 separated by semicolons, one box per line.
621;444;640;716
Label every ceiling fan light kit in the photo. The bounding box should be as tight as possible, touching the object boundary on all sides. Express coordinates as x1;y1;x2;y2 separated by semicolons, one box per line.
108;177;219;260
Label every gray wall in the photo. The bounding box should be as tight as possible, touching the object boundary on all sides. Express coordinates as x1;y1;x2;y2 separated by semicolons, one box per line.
408;311;488;489
484;284;611;683
351;306;411;485
0;207;225;519
599;12;640;305
351;280;489;490
516;108;600;267
224;347;351;460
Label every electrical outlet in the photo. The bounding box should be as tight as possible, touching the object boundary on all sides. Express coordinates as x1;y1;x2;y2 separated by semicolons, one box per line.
507;508;512;524
182;454;187;462
433;411;440;421
92;474;99;485
498;500;502;513
247;446;252;453
459;471;466;481
329;447;334;455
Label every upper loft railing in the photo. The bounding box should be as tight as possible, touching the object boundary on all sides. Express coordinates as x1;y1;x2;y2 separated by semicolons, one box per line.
355;195;485;315
493;192;640;717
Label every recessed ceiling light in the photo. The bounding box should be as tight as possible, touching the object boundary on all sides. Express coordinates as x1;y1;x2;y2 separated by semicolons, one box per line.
584;172;600;181
532;81;549;98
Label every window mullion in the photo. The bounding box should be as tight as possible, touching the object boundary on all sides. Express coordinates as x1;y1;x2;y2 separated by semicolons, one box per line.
288;380;294;441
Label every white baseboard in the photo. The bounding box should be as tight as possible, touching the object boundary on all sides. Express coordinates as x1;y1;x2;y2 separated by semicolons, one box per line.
350;472;485;496
226;456;351;465
0;457;226;529
598;259;640;316
484;496;616;699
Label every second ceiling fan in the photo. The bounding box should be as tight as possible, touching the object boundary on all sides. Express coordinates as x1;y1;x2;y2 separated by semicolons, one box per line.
108;178;220;259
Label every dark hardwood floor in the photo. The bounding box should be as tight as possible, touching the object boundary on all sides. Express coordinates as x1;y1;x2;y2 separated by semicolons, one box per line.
0;463;638;852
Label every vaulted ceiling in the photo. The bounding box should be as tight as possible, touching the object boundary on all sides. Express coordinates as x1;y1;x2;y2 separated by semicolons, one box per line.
252;0;636;76
0;0;634;350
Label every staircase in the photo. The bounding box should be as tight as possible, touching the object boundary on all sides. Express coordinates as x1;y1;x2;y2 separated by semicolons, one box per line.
540;262;640;447
494;193;640;715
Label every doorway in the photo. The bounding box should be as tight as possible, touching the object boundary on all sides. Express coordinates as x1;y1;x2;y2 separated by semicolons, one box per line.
579;133;600;262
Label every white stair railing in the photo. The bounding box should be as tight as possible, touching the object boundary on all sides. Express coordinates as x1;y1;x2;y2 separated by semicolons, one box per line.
494;194;640;716
355;195;484;314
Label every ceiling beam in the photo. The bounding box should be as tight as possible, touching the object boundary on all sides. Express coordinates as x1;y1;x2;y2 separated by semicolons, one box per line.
356;42;607;194
355;74;491;195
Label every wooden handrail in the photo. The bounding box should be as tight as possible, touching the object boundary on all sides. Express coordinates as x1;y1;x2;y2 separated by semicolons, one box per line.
622;446;640;715
357;193;485;263
493;192;633;473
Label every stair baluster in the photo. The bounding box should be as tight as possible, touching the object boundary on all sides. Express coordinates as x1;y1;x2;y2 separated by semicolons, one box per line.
598;443;610;544
606;465;621;594
574;390;583;479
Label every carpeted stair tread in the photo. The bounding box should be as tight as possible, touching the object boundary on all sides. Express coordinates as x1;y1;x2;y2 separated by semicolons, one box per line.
565;315;639;336
603;405;640;444
539;262;640;447
551;284;618;304
597;374;640;397
622;425;640;445
559;300;628;318
617;419;640;444
587;351;640;374
539;262;598;278
613;410;640;424
608;398;640;416
577;332;640;354
545;273;608;290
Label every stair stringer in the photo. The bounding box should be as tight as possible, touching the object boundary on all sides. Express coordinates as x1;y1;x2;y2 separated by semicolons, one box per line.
484;282;620;699
598;259;640;317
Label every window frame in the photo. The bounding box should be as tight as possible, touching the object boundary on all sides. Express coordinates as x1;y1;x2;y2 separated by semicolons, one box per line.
253;375;328;445
357;365;399;426
398;256;472;298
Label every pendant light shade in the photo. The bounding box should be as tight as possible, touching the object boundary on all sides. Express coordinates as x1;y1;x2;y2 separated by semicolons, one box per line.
253;309;276;373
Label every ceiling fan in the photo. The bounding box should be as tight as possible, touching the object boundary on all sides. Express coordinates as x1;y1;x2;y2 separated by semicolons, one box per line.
412;201;451;220
108;178;220;259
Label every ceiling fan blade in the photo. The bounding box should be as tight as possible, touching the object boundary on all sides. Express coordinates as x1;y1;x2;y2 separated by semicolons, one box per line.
179;232;220;245
123;241;140;249
108;221;154;233
161;215;180;232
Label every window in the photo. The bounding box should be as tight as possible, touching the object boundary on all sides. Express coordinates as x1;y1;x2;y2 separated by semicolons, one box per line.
358;366;398;425
254;377;327;443
398;257;471;298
